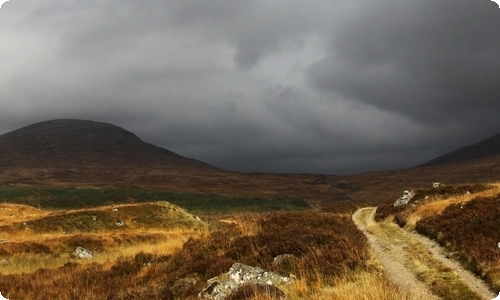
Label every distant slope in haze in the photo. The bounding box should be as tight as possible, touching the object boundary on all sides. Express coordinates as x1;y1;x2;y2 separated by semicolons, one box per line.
420;133;500;167
0;119;217;170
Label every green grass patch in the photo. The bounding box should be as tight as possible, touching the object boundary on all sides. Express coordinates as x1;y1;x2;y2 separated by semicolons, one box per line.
0;186;310;213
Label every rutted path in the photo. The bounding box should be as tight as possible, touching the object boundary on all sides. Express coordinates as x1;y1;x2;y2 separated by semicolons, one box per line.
352;207;496;300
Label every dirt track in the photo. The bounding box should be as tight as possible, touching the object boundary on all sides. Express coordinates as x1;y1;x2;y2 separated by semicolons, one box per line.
352;207;496;300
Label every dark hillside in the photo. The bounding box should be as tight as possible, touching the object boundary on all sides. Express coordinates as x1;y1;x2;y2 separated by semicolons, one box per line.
420;133;500;167
0;119;216;170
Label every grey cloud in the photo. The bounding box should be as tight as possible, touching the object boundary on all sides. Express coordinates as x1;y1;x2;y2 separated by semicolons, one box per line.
307;0;500;126
1;0;499;174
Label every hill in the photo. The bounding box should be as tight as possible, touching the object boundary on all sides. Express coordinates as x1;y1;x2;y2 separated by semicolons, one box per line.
420;133;500;167
1;119;499;211
0;119;216;170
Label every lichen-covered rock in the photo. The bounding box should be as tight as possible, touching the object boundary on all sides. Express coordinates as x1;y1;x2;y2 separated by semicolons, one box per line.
198;263;291;299
73;246;93;259
393;190;415;208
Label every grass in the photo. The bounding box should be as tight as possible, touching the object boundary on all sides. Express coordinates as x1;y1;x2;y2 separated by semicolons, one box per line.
1;180;496;298
368;214;483;300
372;182;500;295
0;201;207;276
0;185;310;213
416;193;500;291
311;269;418;300
0;209;376;299
374;183;491;226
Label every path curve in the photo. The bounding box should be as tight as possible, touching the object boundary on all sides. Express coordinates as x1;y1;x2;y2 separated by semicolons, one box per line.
352;207;496;300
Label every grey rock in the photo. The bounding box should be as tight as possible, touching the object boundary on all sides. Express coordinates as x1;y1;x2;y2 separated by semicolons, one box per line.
432;182;442;188
115;220;125;227
393;190;415;208
199;263;291;300
74;247;93;259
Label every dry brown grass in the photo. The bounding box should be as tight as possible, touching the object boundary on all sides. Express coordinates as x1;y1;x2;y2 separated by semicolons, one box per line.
0;228;203;275
231;212;262;236
416;191;500;291
406;185;500;229
0;210;378;299
372;182;500;295
0;203;48;225
0;201;207;277
310;270;417;300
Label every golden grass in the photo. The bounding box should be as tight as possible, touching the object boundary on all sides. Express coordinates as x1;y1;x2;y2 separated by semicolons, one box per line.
0;203;48;225
0;201;208;277
0;228;204;275
310;270;418;300
231;212;262;236
369;208;488;299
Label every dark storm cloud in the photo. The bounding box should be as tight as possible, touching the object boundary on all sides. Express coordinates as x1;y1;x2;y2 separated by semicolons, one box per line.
1;0;499;174
307;0;500;125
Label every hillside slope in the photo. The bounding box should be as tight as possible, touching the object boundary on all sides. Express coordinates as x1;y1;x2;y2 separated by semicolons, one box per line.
0;119;216;170
420;133;500;167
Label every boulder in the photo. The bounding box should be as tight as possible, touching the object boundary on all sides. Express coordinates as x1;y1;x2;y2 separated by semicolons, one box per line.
393;190;415;208
432;182;442;188
198;263;291;300
73;247;93;259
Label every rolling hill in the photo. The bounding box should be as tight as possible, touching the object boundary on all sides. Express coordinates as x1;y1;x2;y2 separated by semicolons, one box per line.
0;119;216;170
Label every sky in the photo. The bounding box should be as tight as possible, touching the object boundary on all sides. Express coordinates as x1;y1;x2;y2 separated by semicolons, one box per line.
0;0;499;175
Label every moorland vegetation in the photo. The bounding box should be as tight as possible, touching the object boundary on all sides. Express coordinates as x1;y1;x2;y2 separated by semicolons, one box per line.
376;183;500;294
0;188;414;300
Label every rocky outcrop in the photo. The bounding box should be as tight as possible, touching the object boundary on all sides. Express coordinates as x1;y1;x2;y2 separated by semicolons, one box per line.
393;190;415;208
198;263;291;299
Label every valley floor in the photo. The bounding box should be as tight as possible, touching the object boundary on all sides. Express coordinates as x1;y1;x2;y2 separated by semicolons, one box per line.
353;207;496;300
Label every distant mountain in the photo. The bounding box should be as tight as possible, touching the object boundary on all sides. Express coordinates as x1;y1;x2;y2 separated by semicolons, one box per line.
0;119;217;170
420;133;500;167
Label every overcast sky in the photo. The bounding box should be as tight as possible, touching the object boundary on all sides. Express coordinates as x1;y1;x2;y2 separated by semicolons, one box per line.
1;1;499;174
